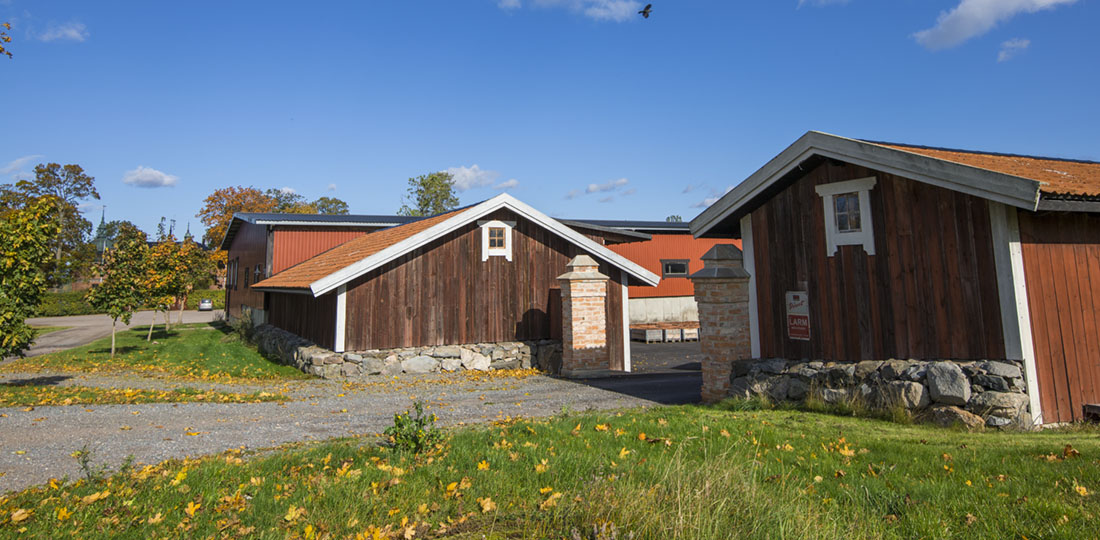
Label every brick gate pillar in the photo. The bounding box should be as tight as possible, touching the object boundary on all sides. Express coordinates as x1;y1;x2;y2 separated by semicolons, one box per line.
558;254;610;378
691;245;751;403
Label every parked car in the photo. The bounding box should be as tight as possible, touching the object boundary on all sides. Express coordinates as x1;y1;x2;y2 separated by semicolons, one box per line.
198;299;214;311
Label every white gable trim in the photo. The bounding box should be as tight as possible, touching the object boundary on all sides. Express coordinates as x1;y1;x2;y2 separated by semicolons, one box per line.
308;194;660;296
691;131;1042;238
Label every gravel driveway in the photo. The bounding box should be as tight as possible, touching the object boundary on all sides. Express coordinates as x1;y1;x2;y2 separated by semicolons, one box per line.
0;371;700;493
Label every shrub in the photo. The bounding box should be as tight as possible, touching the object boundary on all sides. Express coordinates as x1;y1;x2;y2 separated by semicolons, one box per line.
184;289;225;310
36;291;97;317
384;401;444;454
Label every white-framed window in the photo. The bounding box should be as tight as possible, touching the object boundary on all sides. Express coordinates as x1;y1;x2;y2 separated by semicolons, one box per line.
814;176;876;256
478;219;514;261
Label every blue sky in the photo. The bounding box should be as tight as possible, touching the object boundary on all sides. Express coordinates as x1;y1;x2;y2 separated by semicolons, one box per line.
2;0;1097;239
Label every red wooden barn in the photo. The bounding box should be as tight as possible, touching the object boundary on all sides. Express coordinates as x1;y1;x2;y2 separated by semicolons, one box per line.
692;131;1100;425
232;194;659;371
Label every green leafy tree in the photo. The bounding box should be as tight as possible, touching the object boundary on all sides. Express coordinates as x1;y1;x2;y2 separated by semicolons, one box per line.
313;196;349;215
172;238;216;324
0;163;100;286
85;225;148;357
145;237;181;336
265;188;315;213
0;197;61;357
398;172;459;217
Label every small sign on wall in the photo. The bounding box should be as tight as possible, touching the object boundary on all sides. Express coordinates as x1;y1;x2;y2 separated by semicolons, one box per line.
786;291;810;341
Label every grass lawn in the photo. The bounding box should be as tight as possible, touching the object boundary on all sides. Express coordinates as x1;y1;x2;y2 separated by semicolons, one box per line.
1;323;308;382
0;384;287;407
1;403;1097;539
28;326;72;336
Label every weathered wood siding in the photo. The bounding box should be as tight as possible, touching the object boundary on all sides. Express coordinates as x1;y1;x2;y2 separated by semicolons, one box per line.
267;292;337;350
1019;211;1100;423
344;209;626;368
226;221;268;318
751;160;1005;361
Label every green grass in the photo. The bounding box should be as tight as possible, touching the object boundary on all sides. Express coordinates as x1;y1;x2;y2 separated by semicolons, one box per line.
0;323;308;382
29;326;72;336
1;403;1097;539
0;383;288;407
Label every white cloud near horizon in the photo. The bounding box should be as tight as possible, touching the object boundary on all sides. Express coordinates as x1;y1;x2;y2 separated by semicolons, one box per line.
620;187;636;196
797;0;850;7
565;189;581;200
914;0;1076;50
691;186;733;209
121;166;178;188
279;186;296;194
598;195;614;203
1;154;43;175
513;0;643;22
998;38;1030;61
445;164;499;191
494;178;520;190
585;177;629;194
326;183;337;191
39;22;89;42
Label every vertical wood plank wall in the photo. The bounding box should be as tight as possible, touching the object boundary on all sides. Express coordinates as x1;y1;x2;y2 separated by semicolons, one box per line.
342;209;626;368
751;160;1005;361
1018;211;1100;423
226;221;269;318
267;292;337;350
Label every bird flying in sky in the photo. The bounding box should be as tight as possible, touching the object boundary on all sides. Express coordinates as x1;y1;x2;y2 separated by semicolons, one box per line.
638;4;652;19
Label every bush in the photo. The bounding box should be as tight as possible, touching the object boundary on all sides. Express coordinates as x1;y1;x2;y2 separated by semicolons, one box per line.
36;291;97;317
384;401;444;454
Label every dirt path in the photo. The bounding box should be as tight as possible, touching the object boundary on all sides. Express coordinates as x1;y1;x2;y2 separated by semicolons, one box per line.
0;371;700;493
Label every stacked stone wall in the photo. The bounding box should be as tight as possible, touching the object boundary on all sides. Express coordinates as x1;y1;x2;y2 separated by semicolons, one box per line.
249;324;560;379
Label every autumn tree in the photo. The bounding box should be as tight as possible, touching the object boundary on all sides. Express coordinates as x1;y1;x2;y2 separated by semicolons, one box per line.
145;237;181;336
265;188;316;214
398;172;459;217
196;186;276;248
172;237;216;324
0;197;61;358
0;163;100;286
85;225;148;357
1;22;12;59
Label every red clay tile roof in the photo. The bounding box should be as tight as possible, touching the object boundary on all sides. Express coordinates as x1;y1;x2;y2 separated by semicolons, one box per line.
252;208;466;290
873;142;1100;198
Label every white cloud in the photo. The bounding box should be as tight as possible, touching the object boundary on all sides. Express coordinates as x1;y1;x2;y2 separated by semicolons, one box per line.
620;187;636;196
494;178;520;190
445;164;499;192
565;189;581;200
121;166;178;188
998;38;1030;61
279;186;296;194
39;22;89;42
585;177;629;194
499;0;522;9
914;0;1076;50
598;195;614;203
525;0;643;22
326;183;337;191
1;154;43;175
691;186;733;209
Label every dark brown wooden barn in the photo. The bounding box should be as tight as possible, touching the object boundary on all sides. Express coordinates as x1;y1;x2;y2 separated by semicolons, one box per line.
245;194;659;372
692;131;1100;425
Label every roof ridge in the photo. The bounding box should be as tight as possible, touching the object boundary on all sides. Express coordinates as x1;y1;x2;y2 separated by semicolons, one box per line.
864;139;1100;166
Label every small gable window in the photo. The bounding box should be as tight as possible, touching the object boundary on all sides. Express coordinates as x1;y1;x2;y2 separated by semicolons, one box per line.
814;177;876;256
662;259;690;277
833;192;861;233
479;219;515;261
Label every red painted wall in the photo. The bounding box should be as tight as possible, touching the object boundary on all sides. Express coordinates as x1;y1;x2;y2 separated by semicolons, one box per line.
608;234;739;298
272;227;379;274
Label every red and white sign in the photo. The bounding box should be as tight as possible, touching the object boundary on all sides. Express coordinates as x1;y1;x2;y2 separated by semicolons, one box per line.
786;291;810;341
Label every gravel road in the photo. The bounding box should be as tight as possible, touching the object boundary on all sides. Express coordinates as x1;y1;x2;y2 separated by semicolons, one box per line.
0;371;700;493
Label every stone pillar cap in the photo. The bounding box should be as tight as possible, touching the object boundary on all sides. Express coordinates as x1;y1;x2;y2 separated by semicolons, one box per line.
700;244;743;262
558;254;608;280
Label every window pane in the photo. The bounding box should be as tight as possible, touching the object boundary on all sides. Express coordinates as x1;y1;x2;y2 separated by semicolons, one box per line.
848;210;861;231
836;213;849;231
835;194;847;213
663;261;689;276
488;227;505;248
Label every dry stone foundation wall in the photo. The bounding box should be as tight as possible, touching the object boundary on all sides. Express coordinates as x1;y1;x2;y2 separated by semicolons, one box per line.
727;357;1032;428
249;324;562;379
